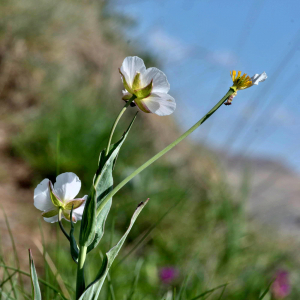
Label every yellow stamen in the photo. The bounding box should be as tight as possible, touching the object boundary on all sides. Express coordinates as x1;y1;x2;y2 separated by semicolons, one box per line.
230;70;253;92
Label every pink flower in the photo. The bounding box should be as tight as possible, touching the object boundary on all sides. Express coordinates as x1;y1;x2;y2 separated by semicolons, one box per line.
159;267;179;284
272;270;291;299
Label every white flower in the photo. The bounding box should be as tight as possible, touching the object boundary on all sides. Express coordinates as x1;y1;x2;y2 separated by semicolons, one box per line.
119;56;176;116
251;72;267;85
34;172;87;223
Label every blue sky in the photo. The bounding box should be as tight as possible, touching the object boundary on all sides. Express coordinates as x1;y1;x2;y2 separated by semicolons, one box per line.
115;0;300;172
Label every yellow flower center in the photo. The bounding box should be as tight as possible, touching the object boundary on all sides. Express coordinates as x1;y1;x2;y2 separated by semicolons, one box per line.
230;70;252;91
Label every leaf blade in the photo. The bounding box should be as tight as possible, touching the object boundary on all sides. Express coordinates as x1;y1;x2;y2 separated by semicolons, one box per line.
79;199;149;300
28;250;42;300
87;113;137;253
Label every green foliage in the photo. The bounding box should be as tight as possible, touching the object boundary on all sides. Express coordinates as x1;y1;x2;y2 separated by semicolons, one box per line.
28;250;42;300
86;114;137;253
80;200;149;300
79;185;97;248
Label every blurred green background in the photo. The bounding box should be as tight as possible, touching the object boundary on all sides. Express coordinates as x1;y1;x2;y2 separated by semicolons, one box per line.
0;0;300;299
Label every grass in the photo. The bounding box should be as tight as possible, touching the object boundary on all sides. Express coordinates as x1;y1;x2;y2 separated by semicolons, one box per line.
1;0;300;299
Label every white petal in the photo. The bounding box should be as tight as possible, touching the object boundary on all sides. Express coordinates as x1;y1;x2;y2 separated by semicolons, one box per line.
122;89;130;96
251;72;267;85
34;179;55;211
54;172;81;201
122;90;132;100
43;215;59;223
120;56;146;88
141;92;176;116
140;67;170;93
73;203;86;222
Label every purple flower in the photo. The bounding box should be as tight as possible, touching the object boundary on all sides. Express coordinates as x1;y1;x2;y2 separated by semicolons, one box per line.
272;270;291;299
159;267;179;284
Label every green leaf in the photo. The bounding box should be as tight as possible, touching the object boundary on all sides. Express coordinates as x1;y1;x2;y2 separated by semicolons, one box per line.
189;284;228;300
79;185;97;247
79;199;149;300
87;114;137;253
125;259;143;300
70;207;79;263
259;280;275;300
28;250;42;300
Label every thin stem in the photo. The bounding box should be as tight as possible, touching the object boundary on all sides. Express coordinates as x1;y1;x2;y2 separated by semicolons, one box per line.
97;89;233;216
105;95;137;156
76;246;87;300
56;131;60;176
58;208;70;241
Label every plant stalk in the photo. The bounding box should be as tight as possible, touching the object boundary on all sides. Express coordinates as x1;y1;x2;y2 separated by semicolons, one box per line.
105;95;137;156
58;208;70;241
97;89;234;216
76;245;87;300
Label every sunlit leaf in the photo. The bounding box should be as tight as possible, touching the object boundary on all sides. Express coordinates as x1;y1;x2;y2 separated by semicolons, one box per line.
79;199;148;300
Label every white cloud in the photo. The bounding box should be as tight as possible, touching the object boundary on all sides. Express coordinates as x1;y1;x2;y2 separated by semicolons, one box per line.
148;29;192;62
206;50;238;67
148;29;238;68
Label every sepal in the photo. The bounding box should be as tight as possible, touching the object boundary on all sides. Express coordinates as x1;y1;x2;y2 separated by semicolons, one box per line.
134;80;153;99
119;68;133;94
42;209;58;218
48;182;63;208
65;199;85;210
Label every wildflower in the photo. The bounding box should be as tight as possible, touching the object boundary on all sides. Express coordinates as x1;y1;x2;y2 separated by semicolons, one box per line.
226;70;267;105
272;270;291;299
159;267;179;284
230;70;267;92
119;56;176;116
34;172;87;223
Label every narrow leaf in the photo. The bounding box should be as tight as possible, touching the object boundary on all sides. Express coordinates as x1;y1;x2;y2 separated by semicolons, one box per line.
79;185;97;247
126;259;143;300
189;284;228;300
87;114;137;253
28;250;42;300
1;206;24;294
79;199;149;300
259;280;275;300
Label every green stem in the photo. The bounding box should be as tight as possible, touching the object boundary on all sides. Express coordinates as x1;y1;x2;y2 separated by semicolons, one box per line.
105;95;137;156
97;89;234;216
76;245;87;300
58;208;70;241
